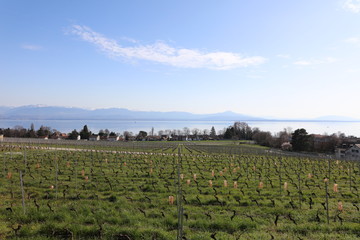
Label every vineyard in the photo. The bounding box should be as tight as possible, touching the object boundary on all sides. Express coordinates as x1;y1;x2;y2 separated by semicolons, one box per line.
0;140;359;239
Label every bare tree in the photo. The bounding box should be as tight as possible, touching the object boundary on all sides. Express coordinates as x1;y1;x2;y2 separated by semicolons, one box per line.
183;127;190;136
203;129;209;135
191;128;200;136
252;131;273;146
279;128;291;144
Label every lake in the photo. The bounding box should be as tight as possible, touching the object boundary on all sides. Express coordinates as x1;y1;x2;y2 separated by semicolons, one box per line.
1;119;360;137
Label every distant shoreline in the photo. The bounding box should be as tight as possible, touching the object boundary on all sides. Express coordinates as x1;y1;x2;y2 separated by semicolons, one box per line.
1;118;360;122
1;119;360;137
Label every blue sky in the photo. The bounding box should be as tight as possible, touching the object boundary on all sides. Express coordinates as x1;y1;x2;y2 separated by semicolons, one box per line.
1;0;360;119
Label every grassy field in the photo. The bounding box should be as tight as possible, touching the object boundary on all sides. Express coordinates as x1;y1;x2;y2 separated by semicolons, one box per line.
0;140;359;239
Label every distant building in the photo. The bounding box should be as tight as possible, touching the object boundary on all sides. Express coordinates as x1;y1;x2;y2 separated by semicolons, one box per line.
145;136;161;141
89;135;100;141
335;144;360;160
127;136;136;141
107;136;119;141
187;135;201;141
345;144;360;160
310;134;339;153
50;132;68;140
0;134;3;142
161;134;171;141
169;135;187;141
335;148;346;158
311;134;333;148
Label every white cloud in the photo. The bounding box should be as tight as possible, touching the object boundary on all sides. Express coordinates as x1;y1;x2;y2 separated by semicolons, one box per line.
67;25;266;70
21;44;42;50
343;0;360;13
293;60;312;66
293;57;337;66
120;37;139;44
345;37;360;44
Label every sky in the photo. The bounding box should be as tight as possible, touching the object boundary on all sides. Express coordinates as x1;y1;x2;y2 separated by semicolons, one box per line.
1;0;360;119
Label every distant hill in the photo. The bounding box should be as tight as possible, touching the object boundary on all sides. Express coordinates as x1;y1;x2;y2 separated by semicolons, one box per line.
0;106;11;115
1;105;357;122
0;105;264;121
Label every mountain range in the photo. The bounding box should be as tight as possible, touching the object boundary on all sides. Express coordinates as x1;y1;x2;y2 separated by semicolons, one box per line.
0;105;264;121
0;105;358;122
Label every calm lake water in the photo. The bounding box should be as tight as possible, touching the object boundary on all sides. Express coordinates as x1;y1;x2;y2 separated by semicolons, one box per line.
1;119;360;137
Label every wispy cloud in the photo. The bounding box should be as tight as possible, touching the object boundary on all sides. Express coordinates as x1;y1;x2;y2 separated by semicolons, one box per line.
21;44;42;50
293;57;337;66
67;25;266;70
345;37;360;44
343;0;360;13
120;36;139;44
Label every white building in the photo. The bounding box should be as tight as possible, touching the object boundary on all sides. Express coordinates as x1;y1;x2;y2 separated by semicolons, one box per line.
345;144;360;160
89;135;100;141
335;148;346;159
107;136;119;141
337;144;360;160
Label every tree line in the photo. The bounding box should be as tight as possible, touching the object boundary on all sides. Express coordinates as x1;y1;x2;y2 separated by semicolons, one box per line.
0;122;349;153
222;122;344;153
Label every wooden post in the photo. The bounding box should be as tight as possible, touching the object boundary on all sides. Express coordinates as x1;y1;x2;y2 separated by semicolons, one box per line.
3;151;6;178
23;146;27;173
324;178;329;224
279;157;282;196
20;170;26;214
55;160;58;200
298;161;302;209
